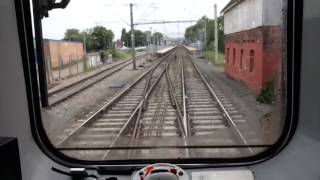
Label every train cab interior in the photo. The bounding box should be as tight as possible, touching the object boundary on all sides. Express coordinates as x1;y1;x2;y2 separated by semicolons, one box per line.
1;0;320;179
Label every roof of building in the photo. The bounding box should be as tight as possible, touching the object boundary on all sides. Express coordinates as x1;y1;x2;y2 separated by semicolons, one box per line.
43;38;83;44
221;0;244;14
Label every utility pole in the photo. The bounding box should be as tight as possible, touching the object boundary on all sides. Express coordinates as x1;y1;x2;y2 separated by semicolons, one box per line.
130;3;136;70
214;3;219;64
147;29;151;61
203;19;207;50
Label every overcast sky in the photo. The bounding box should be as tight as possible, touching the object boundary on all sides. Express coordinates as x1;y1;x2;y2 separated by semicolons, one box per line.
42;0;229;40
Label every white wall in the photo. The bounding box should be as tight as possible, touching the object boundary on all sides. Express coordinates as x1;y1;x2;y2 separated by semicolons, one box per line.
224;0;282;34
262;0;283;26
224;0;263;34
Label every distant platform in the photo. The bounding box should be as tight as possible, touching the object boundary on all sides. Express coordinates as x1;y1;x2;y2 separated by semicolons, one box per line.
184;46;197;54
155;46;176;56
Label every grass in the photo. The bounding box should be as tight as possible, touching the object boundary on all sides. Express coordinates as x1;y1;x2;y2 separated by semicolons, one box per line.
113;51;132;61
204;51;225;66
256;79;275;104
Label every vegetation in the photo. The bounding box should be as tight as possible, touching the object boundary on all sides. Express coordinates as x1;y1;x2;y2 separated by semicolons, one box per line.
99;50;108;63
113;51;132;61
122;29;147;47
257;80;275;104
121;28;164;47
63;26;114;52
151;32;163;45
64;27;163;52
184;16;224;53
204;51;225;66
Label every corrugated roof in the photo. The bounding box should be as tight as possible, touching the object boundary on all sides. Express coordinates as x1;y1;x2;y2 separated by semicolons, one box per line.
221;0;244;14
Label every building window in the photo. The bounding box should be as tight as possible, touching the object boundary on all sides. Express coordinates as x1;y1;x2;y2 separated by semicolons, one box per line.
226;48;230;63
249;50;255;73
240;49;244;70
233;48;236;66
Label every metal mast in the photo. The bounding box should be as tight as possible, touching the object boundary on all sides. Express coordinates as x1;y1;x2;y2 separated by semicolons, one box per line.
130;3;136;70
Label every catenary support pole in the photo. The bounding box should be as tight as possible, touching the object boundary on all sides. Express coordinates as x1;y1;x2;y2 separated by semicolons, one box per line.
214;3;218;64
130;3;136;70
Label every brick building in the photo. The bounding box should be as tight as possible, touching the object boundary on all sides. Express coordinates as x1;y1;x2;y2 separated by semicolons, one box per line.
221;0;283;94
43;39;84;69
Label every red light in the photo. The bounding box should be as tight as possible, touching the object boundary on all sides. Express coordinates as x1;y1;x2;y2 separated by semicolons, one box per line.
170;168;177;174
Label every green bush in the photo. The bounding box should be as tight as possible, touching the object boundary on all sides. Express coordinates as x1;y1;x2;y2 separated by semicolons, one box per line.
99;50;108;63
257;79;275;104
111;47;121;59
82;57;88;71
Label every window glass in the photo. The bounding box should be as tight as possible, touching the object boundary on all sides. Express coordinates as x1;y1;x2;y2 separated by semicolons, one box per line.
35;0;286;161
240;49;244;70
249;50;255;73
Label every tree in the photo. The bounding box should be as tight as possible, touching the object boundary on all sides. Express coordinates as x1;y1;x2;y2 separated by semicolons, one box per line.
63;28;82;42
91;26;114;50
62;26;115;52
184;16;224;52
123;30;146;47
152;32;163;45
121;28;126;43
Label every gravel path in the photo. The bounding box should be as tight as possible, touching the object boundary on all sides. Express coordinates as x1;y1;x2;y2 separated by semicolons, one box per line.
191;54;280;144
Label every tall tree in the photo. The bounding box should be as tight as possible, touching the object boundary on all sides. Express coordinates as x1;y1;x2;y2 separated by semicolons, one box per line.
124;30;146;47
63;28;82;41
152;32;163;45
62;26;115;52
120;28;126;43
91;26;114;50
184;16;224;52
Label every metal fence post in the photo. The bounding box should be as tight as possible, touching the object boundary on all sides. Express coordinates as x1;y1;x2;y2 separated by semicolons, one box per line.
68;55;72;77
76;57;79;74
58;57;62;80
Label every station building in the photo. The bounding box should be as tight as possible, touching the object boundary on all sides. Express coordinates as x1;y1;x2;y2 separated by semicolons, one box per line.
221;0;283;94
43;39;84;69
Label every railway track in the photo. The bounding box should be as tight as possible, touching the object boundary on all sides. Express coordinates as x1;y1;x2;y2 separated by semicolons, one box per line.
57;51;176;160
48;54;146;106
57;47;263;160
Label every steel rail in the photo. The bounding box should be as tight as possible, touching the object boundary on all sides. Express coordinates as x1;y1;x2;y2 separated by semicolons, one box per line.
181;51;190;136
185;51;254;154
166;56;191;158
132;56;174;139
48;54;146;96
48;54;147;106
56;54;168;148
165;63;186;137
125;55;175;159
101;52;176;159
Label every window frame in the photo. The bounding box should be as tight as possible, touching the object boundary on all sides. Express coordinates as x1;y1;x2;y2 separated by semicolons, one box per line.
15;0;302;171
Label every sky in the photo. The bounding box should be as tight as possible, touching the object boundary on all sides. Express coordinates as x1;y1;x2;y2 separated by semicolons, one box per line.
41;0;230;40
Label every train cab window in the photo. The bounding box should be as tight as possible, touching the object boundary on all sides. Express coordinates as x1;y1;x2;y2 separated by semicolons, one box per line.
21;0;298;166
